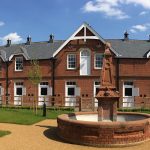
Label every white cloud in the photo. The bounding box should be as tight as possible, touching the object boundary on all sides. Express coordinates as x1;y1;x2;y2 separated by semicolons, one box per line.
130;29;136;33
0;21;5;27
83;0;129;19
130;23;150;33
124;0;150;9
0;32;23;45
82;0;150;19
139;11;148;15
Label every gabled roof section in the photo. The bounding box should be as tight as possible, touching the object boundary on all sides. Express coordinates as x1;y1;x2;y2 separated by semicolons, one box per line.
53;22;120;57
0;50;7;61
9;46;30;61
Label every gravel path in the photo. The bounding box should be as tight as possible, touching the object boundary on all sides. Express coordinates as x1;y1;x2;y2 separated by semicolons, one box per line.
0;120;150;150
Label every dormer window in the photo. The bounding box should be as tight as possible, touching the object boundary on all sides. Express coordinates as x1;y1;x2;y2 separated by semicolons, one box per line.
15;57;23;71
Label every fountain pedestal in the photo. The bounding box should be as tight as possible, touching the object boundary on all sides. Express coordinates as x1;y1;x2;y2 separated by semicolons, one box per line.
96;87;119;121
96;43;119;121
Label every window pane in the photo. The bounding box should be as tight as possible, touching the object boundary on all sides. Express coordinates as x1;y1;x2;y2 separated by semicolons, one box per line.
81;50;90;56
66;82;76;85
16;57;23;71
125;88;132;96
17;88;22;95
68;88;75;96
67;54;76;69
124;82;133;85
41;88;47;95
95;54;103;68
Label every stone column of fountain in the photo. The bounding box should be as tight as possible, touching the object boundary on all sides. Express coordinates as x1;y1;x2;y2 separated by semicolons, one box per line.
96;43;119;121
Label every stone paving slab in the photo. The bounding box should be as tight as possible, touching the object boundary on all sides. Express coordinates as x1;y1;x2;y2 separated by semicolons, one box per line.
0;120;149;150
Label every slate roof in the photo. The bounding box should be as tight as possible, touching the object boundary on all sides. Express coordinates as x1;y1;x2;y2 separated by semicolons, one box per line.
107;39;150;58
0;38;150;61
0;40;65;61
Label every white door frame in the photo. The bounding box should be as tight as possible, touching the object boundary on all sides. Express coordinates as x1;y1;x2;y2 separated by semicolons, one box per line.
14;82;23;105
65;82;76;106
38;82;51;106
123;82;134;108
93;81;100;107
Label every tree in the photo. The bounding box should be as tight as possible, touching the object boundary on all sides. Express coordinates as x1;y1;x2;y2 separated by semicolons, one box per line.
28;59;42;114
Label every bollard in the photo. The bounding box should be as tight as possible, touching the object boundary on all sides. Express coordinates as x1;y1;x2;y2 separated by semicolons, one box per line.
43;101;46;117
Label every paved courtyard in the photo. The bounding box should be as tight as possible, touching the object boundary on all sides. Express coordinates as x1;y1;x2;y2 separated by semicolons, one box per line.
0;119;149;150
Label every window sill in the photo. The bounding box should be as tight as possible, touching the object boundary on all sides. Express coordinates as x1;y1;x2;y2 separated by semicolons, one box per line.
14;70;23;72
94;68;102;70
66;68;77;70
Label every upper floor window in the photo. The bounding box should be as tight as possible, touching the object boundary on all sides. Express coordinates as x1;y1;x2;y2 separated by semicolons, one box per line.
67;54;76;69
15;57;23;71
94;53;103;69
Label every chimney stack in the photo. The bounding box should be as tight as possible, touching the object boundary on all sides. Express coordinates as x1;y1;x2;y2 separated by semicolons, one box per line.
49;34;54;43
124;31;129;41
6;39;11;47
26;35;31;45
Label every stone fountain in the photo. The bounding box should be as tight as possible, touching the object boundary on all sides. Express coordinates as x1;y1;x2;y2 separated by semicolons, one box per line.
57;43;150;147
96;43;119;122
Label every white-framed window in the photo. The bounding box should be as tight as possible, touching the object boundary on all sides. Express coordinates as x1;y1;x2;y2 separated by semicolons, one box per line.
94;53;103;69
67;54;76;69
15;57;23;71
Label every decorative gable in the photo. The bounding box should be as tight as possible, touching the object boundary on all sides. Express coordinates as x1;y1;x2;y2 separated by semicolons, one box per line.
53;22;119;57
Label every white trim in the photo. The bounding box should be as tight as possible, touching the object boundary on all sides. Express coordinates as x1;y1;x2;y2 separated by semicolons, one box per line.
9;53;29;61
84;26;86;42
15;56;23;71
147;51;150;58
0;56;6;62
71;36;99;40
53;22;120;57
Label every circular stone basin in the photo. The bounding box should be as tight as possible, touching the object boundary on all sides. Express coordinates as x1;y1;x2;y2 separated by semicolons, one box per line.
57;112;150;147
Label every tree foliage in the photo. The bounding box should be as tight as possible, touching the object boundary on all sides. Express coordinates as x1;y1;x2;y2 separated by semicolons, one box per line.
28;59;42;85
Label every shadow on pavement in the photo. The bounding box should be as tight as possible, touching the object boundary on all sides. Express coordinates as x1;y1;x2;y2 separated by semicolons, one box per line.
36;125;67;143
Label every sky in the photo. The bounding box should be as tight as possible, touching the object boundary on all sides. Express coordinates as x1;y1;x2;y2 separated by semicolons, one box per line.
0;0;150;45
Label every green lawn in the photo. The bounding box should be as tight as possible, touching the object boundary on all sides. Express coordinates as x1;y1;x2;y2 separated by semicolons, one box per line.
0;131;11;137
0;108;74;125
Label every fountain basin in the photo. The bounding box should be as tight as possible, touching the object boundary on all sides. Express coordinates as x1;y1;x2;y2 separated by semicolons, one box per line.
57;112;150;147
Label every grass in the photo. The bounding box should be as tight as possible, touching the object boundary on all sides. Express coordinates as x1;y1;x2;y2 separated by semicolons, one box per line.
0;131;11;137
0;107;74;125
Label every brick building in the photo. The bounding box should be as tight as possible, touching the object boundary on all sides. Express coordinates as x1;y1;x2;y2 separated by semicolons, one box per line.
0;22;150;108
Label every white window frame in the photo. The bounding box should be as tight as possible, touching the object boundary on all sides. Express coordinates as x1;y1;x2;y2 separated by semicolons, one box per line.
15;57;23;71
67;54;76;70
94;53;103;69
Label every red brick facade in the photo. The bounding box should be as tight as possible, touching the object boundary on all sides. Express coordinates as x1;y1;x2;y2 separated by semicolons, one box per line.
0;23;149;108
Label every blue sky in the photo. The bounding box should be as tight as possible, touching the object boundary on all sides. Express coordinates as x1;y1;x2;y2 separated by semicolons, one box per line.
0;0;150;45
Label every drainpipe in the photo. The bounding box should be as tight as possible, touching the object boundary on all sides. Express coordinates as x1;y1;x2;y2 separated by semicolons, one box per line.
50;57;56;106
6;61;9;105
116;58;120;108
116;58;120;91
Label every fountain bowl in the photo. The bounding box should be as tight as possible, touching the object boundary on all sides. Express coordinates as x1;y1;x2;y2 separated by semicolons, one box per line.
57;112;150;147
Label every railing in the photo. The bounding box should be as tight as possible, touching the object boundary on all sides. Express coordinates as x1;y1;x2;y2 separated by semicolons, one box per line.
0;95;150;111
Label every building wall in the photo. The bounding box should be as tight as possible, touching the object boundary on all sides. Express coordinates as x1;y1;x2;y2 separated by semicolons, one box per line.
119;58;150;108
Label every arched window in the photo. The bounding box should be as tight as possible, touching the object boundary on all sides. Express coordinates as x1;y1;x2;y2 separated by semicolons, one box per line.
80;49;91;75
